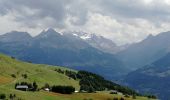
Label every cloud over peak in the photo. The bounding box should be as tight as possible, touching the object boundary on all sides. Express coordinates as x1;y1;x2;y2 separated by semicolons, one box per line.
0;0;170;45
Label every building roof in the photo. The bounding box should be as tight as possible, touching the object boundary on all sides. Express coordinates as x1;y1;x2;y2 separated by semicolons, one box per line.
74;90;79;93
110;90;118;92
16;85;28;89
44;88;50;91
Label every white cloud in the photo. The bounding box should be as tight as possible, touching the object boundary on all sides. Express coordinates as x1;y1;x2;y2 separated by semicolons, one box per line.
143;0;153;4
0;13;19;34
65;12;170;45
1;0;170;45
0;12;43;36
164;0;170;5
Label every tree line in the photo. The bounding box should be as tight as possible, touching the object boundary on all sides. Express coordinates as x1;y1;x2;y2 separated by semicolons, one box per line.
51;85;75;94
54;68;139;95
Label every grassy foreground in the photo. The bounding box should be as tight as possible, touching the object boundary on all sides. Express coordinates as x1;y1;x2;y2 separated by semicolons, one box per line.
0;53;155;100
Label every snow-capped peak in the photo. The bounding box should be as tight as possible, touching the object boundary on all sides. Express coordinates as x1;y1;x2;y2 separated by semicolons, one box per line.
66;31;95;40
73;33;78;37
80;35;91;40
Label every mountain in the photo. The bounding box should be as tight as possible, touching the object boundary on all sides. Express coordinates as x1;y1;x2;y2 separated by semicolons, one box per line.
117;31;170;70
0;31;33;58
0;31;32;43
0;53;149;100
64;31;128;54
124;53;170;100
0;29;129;80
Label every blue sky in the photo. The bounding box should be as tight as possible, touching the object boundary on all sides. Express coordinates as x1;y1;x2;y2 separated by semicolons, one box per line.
0;0;170;45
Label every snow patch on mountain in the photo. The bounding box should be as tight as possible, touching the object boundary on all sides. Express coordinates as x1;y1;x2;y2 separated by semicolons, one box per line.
64;31;128;54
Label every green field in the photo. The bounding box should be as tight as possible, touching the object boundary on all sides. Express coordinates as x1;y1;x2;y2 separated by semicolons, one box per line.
0;54;155;100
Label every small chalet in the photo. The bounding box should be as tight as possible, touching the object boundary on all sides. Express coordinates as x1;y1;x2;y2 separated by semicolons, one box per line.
74;90;79;93
44;88;50;91
110;90;118;94
16;85;28;91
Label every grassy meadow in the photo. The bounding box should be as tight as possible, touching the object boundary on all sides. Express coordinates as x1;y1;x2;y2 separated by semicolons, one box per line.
0;54;155;100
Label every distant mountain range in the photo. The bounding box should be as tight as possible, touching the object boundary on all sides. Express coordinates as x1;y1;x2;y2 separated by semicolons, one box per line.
119;31;170;100
114;31;170;99
0;28;128;80
124;53;170;100
117;31;170;70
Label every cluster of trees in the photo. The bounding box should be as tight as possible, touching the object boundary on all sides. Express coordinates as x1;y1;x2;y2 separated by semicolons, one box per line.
54;68;77;80
65;70;77;80
21;74;28;79
15;81;38;91
0;94;6;99
78;71;105;92
146;94;157;99
54;69;157;97
51;85;75;94
55;69;140;95
0;93;17;100
41;83;76;94
14;80;75;94
77;71;139;96
9;94;16;100
54;68;64;74
11;74;16;78
11;73;28;79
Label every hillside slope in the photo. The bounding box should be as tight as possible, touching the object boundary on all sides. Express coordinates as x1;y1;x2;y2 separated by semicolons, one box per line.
0;53;153;100
125;53;170;100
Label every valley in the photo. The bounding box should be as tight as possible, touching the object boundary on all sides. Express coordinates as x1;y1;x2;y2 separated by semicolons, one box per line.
1;29;170;99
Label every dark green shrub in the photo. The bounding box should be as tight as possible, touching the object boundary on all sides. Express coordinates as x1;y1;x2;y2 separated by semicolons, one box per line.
22;74;27;79
11;74;16;78
0;94;6;99
33;81;38;91
51;85;75;94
